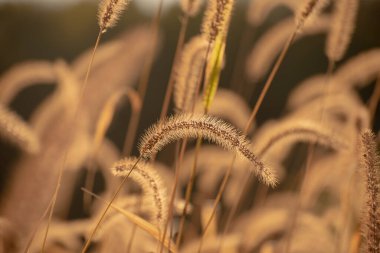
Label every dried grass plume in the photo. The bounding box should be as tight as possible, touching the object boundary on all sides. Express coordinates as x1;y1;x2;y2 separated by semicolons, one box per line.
138;113;277;186
98;0;130;33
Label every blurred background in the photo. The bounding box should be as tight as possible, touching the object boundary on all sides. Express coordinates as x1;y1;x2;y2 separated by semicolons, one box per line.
0;0;379;190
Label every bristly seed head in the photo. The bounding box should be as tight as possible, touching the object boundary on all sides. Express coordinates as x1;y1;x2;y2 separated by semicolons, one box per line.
98;0;129;33
138;114;277;186
201;0;235;42
111;157;168;230
174;35;208;112
295;0;329;30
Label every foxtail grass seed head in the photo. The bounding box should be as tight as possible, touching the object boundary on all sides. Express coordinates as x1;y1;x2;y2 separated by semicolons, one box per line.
295;0;328;29
174;36;208;112
326;0;358;62
111;158;168;230
138;114;277;186
180;0;202;17
360;130;380;253
201;0;235;42
98;0;129;33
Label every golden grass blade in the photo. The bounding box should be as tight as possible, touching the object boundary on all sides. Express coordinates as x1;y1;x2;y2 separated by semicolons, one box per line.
203;34;226;113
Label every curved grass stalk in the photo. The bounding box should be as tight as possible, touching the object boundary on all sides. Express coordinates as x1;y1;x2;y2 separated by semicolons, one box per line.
41;31;103;253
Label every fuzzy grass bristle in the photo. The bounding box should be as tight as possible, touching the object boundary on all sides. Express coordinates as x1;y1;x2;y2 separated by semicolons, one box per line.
295;0;328;29
180;0;202;17
138;113;277;186
98;0;129;33
201;0;235;42
111;157;168;230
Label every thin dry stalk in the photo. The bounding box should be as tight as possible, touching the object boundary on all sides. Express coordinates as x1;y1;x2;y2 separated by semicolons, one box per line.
176;137;202;247
83;89;127;210
158;140;188;253
41;31;103;253
245;30;296;132
283;62;336;253
246;16;330;81
122;88;142;156
81;157;141;253
161;37;212;252
39;1;134;243
205;2;327;243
